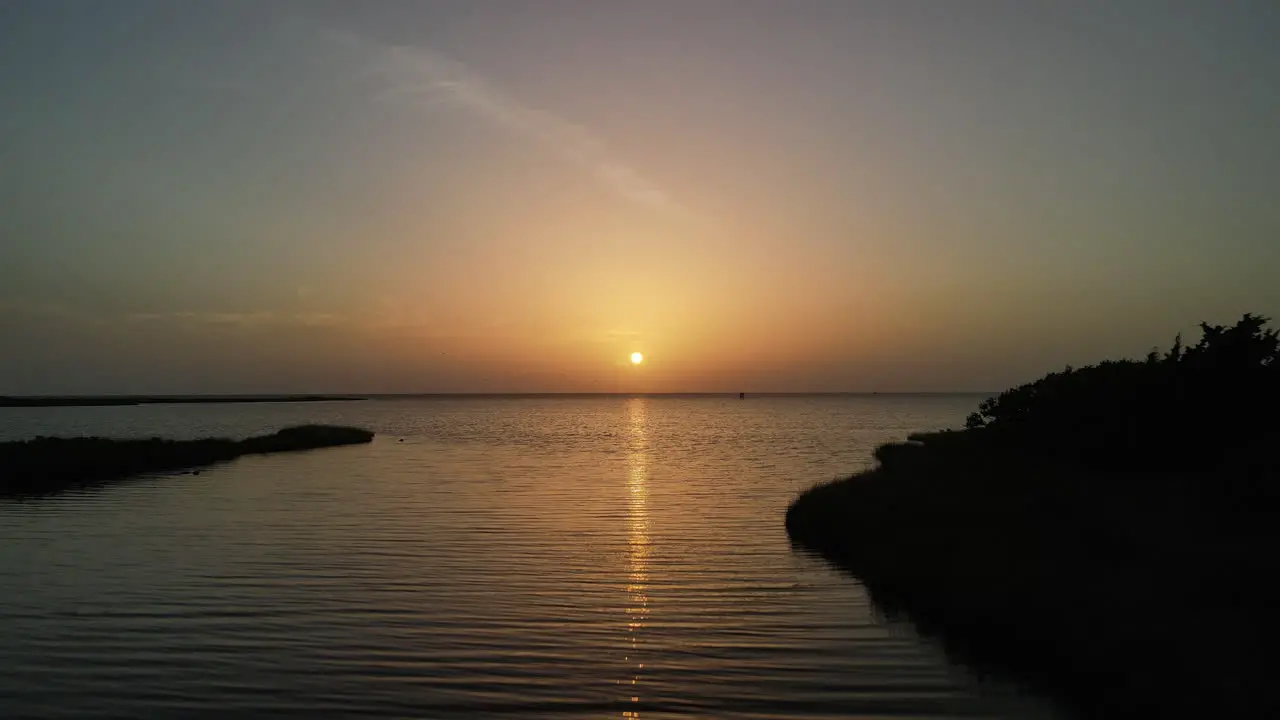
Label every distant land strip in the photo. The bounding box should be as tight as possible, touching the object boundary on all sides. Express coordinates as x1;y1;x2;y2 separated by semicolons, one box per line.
359;392;993;399
0;393;997;407
0;424;375;496
0;395;366;408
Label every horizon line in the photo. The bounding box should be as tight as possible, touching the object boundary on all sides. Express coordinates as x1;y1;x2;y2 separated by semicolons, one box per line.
2;391;996;400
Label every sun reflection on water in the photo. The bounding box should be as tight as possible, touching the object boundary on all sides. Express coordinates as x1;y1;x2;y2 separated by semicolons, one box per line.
623;398;650;717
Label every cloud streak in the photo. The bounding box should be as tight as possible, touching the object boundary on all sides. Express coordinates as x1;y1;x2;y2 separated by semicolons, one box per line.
126;311;347;329
347;35;693;220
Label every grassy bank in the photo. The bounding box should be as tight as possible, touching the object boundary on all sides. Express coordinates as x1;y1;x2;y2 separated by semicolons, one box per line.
787;314;1280;716
0;424;374;496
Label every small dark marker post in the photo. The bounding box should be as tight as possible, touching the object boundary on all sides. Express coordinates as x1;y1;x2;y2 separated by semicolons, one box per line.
740;392;746;399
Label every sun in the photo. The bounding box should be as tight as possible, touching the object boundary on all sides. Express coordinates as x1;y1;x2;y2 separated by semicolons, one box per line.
630;352;644;365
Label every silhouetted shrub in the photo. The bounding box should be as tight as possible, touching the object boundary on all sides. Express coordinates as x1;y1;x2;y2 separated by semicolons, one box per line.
786;313;1280;716
963;314;1279;482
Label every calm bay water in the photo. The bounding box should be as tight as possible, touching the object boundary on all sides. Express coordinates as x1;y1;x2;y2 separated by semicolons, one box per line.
0;395;1058;718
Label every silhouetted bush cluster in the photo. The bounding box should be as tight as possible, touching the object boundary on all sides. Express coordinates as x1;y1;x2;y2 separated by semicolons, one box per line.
786;314;1280;715
962;314;1279;485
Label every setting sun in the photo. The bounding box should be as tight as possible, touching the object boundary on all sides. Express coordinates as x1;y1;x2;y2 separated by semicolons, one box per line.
630;352;644;365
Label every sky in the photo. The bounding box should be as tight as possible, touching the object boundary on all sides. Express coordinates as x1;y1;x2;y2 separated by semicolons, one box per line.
2;0;1278;394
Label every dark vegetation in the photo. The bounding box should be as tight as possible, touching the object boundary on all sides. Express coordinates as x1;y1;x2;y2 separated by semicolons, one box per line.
0;425;374;496
0;395;364;407
786;314;1280;717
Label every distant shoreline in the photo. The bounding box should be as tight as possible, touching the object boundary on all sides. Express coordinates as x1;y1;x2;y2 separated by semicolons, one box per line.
357;391;995;400
1;392;991;408
0;395;366;408
1;424;375;496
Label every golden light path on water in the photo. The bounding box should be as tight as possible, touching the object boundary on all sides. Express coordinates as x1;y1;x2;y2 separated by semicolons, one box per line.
623;398;650;717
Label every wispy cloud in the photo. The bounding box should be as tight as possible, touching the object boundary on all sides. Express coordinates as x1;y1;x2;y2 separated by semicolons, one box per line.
126;311;346;329
3;298;353;331
339;33;694;220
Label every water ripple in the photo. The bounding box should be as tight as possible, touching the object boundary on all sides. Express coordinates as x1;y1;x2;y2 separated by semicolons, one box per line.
0;396;1060;718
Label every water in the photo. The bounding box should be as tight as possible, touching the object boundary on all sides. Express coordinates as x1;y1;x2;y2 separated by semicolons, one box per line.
0;395;1058;718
